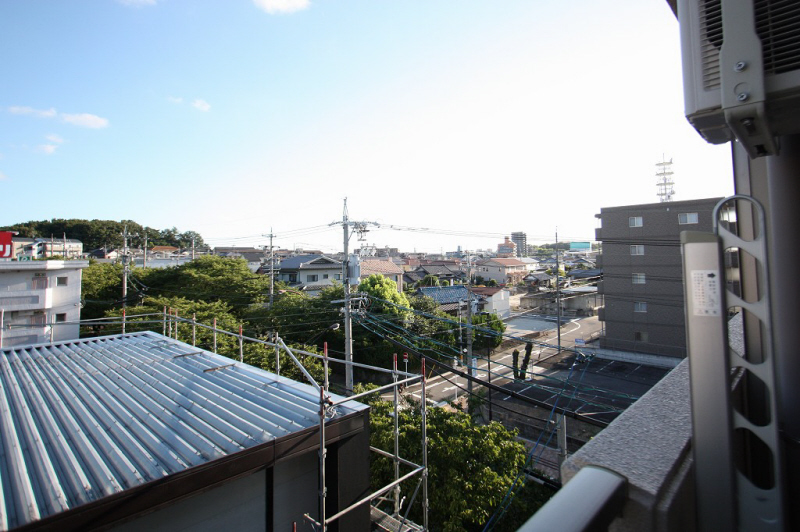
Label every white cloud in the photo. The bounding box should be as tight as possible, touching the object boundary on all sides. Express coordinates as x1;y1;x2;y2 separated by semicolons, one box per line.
9;106;109;128
38;144;58;155
167;96;183;104
117;0;157;7
8;106;57;118
253;0;309;14
46;134;64;144
61;113;109;129
0;171;7;181
192;99;211;112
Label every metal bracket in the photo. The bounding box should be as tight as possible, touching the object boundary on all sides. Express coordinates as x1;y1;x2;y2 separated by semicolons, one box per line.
720;0;778;157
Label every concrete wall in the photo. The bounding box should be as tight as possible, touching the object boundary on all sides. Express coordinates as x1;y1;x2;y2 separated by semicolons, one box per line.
560;360;696;531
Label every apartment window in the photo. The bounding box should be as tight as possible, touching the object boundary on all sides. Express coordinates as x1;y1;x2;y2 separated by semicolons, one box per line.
55;313;67;323
57;276;68;286
634;331;649;342
679;212;699;224
31;313;46;326
288;274;297;283
32;277;48;290
634;301;647;313
630;245;644;256
629;216;643;227
307;274;318;282
323;274;329;279
632;273;646;284
334;274;342;280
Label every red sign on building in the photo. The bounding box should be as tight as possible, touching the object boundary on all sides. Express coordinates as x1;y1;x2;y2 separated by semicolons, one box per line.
0;231;13;258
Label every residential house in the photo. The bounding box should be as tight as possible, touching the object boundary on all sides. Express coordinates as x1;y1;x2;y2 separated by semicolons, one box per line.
496;236;517;258
469;286;511;318
0;331;371;531
278;254;343;294
360;259;405;292
524;272;555;289
0;260;88;346
519;257;541;272
149;245;180;258
474;258;527;285
416;285;482;315
214;246;266;273
403;264;466;288
596;197;722;358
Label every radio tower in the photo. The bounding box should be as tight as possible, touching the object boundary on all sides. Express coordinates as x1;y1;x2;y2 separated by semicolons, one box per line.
656;155;675;203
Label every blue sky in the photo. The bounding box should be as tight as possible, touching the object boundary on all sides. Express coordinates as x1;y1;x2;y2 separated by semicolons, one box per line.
0;0;733;253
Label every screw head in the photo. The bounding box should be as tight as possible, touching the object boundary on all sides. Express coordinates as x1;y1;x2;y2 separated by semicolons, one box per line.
734;61;747;72
737;92;750;102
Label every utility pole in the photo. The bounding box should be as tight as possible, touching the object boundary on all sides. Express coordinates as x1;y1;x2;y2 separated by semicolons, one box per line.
263;229;275;308
555;229;561;358
191;236;196;260
466;251;474;402
342;201;354;394
143;233;148;269
330;198;378;393
121;225;130;309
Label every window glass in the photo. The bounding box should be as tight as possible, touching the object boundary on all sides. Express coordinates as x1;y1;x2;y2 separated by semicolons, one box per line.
630;245;644;256
634;301;647;312
632;273;646;284
57;277;68;286
679;212;699;224
629;216;643;227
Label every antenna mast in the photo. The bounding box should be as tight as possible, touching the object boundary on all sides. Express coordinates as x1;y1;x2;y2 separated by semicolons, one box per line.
656;155;675;203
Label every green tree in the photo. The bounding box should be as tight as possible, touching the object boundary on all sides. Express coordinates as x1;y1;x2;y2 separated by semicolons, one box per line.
362;390;552;531
472;313;506;354
81;260;124;320
134;255;271;314
358;274;411;319
418;274;439;287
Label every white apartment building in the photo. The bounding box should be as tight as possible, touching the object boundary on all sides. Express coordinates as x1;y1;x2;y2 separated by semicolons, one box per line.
0;260;89;347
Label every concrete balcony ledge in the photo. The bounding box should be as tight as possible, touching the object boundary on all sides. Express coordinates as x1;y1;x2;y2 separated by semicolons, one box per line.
526;359;696;531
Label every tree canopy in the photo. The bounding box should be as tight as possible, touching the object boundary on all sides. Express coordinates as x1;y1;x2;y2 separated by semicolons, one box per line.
363;390;552;531
472;313;506;354
1;218;205;251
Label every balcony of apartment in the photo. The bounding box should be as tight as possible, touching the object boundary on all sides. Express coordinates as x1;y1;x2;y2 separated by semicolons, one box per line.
519;359;696;531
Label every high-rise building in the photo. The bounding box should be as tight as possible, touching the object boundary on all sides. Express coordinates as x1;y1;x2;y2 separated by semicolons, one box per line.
511;232;527;257
595;197;722;358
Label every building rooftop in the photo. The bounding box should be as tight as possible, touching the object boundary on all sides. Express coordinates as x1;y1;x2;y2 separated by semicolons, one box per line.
0;331;367;530
360;259;404;275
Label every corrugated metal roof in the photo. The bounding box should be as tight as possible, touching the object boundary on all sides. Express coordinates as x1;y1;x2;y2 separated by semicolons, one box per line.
0;331;366;530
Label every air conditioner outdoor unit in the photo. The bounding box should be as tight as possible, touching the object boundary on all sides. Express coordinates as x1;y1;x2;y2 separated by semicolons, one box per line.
679;0;800;157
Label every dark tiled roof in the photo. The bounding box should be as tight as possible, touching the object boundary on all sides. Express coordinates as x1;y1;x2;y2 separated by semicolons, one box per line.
418;285;475;305
567;268;603;279
279;254;341;270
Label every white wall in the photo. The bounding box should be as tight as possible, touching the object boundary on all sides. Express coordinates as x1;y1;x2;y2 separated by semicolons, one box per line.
0;261;87;346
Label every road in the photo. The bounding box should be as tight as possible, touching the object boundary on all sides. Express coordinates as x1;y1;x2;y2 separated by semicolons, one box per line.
399;315;604;406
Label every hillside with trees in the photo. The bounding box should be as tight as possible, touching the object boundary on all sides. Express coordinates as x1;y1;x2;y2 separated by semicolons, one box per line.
1;218;204;251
